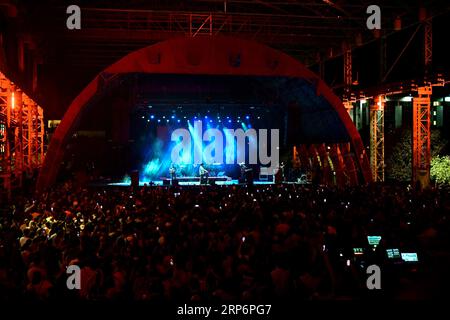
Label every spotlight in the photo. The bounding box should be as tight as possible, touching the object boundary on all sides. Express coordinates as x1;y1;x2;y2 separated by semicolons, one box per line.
163;116;166;119
147;119;150;122
257;116;261;119
177;119;181;123
171;115;175;119
142;116;145;119
150;115;155;119
157;119;161;123
228;119;232;123
166;119;169;123
226;116;230;119
183;116;187;119
245;115;250;120
209;119;213;123
204;115;208;119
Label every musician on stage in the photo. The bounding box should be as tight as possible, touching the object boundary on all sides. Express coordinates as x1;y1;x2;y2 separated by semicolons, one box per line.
169;163;177;185
199;163;209;185
280;162;286;181
239;162;246;179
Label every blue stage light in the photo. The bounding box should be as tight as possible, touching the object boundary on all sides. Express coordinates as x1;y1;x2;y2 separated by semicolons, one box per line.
183;116;187;119
177;119;181;123
228;119;232;123
147;119;150;122
204;115;208;119
162;116;166;119
150;115;155;119
226;116;230;119
246;115;250;120
171;115;175;119
166;119;169;123
209;119;213;123
157;119;161;123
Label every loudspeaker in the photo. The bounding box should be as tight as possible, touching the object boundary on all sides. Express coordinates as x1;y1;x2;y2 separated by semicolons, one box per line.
130;170;139;188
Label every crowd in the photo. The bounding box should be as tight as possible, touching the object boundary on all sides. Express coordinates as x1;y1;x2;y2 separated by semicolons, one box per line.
0;182;449;301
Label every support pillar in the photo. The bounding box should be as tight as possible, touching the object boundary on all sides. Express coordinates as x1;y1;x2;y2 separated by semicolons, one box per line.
412;86;432;188
370;95;385;182
340;143;358;186
329;144;346;187
317;144;332;185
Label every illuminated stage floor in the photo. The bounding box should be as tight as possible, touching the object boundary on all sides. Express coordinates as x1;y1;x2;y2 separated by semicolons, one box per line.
107;179;275;187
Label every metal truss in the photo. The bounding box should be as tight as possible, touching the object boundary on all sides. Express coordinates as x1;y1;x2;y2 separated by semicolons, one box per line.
424;19;432;71
412;86;432;188
344;46;352;93
370;95;385;182
0;72;44;199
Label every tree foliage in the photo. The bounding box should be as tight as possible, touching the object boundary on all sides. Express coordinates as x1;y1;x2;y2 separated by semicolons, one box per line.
386;129;447;182
431;156;450;186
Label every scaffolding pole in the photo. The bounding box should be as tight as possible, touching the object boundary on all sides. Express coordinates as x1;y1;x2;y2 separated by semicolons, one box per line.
0;72;12;198
0;71;45;199
370;95;385;182
412;86;432;188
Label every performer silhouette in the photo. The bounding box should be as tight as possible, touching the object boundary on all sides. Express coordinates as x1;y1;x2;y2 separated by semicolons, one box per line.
199;163;209;185
169;163;177;185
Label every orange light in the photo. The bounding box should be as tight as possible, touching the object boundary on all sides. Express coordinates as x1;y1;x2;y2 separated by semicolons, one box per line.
11;92;15;110
376;96;384;110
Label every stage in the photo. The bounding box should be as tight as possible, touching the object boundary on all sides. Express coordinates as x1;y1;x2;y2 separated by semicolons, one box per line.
106;179;276;187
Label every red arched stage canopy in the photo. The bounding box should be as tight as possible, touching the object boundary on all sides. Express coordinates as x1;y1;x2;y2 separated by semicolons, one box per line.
37;36;371;190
